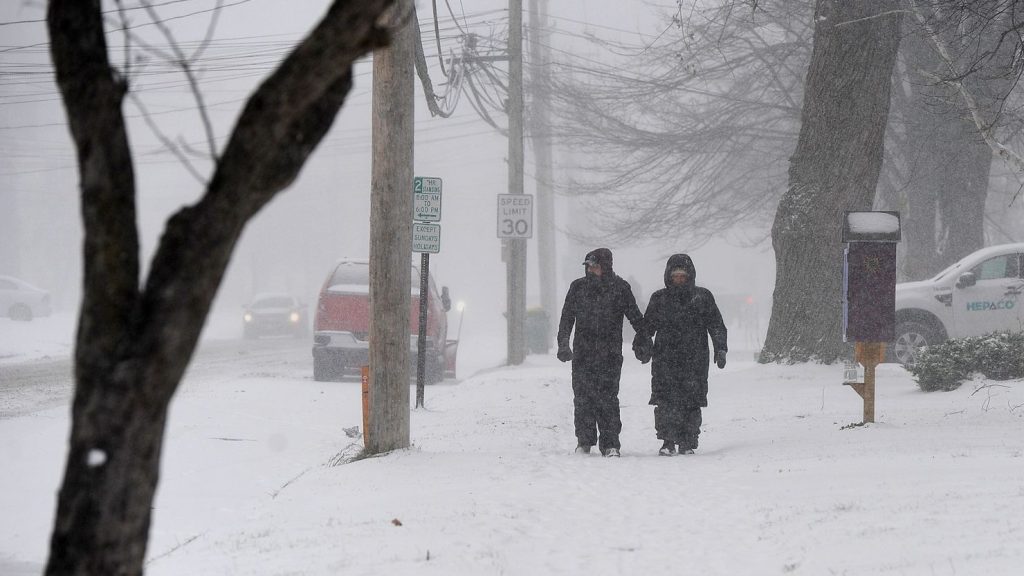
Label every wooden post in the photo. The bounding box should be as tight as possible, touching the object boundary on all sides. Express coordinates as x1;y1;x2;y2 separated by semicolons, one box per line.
528;0;558;339
506;0;527;365
367;1;414;453
846;341;886;423
361;365;370;445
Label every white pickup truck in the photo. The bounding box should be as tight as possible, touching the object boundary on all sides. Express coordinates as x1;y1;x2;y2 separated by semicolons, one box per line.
893;243;1024;365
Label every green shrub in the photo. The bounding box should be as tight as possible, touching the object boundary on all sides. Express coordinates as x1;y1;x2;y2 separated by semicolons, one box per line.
909;331;1024;392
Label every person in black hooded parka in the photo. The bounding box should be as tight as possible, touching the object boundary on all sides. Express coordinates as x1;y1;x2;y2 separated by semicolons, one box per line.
557;248;644;457
637;253;727;455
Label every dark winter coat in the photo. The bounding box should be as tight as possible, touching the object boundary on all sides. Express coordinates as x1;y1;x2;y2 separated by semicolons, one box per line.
557;248;644;359
644;254;727;407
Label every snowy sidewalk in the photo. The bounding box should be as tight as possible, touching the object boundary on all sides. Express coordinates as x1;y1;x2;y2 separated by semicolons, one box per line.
134;352;1024;576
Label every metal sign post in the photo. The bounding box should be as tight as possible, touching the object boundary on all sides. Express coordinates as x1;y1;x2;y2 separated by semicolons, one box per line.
413;177;442;408
415;254;429;408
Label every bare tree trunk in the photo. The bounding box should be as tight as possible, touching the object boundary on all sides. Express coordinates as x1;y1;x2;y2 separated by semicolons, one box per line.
939;119;991;263
44;1;394;574
761;0;902;364
900;14;993;280
367;1;414;453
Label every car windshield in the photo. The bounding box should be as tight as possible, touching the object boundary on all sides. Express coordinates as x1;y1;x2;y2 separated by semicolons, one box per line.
253;296;294;308
330;262;370;286
329;262;428;295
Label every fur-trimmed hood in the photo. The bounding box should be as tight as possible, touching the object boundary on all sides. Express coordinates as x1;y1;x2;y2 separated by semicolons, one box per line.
663;253;696;287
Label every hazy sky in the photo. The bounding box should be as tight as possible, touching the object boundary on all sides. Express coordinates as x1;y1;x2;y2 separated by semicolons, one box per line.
1;1;775;342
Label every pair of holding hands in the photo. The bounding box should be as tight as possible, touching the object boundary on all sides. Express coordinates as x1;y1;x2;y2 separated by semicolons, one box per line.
559;337;726;369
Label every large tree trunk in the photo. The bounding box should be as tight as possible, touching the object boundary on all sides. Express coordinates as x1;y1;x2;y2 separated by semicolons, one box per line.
761;0;902;364
44;1;394;574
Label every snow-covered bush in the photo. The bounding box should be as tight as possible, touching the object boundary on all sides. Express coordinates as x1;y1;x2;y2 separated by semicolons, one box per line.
910;331;1024;392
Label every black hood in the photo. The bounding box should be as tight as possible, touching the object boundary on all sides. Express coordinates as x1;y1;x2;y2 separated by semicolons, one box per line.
663;253;696;288
583;248;615;277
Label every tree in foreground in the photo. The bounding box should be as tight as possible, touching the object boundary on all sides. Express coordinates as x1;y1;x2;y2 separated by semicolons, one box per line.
760;0;902;363
44;1;396;574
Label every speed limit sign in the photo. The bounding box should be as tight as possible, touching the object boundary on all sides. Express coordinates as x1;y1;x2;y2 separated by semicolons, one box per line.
496;194;533;238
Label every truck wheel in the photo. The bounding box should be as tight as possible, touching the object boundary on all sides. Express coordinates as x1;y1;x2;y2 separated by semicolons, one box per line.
892;321;938;367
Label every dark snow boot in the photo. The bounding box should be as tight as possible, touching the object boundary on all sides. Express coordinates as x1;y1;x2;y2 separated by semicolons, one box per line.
680;435;698;454
602;447;621;457
658;440;676;456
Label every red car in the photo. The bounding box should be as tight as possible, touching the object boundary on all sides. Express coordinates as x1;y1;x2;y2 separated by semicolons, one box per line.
312;258;457;382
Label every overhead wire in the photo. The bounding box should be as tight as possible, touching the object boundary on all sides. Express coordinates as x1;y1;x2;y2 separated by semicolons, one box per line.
1;3;679;172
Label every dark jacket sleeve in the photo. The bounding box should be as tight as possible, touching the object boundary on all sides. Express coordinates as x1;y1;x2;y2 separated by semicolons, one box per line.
556;283;577;348
641;292;661;340
703;291;728;354
621;280;644;333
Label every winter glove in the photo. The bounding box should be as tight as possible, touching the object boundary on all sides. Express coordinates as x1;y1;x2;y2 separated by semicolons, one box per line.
556;344;573;363
714;350;727;369
632;333;653;364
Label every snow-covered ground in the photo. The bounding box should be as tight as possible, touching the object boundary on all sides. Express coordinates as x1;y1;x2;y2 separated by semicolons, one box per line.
0;310;246;366
0;314;77;365
2;320;1023;575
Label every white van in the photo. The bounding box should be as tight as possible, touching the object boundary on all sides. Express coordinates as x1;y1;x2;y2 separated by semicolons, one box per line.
893;243;1024;365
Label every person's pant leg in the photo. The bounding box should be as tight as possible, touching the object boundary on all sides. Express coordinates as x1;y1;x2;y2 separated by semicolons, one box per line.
680;406;703;449
571;361;598;446
654;403;684;444
595;354;623;452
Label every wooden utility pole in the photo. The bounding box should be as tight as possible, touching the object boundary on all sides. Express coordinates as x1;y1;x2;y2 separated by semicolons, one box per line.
528;0;557;340
367;1;414;453
506;0;527;365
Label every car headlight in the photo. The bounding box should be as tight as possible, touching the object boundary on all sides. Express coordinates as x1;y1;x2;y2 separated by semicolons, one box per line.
244;312;253;322
289;312;300;323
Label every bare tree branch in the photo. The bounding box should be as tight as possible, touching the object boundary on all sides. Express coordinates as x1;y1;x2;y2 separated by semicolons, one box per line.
141;0;220;162
910;0;1024;174
127;92;207;184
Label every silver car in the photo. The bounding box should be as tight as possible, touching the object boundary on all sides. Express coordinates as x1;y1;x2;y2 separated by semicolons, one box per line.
0;275;53;321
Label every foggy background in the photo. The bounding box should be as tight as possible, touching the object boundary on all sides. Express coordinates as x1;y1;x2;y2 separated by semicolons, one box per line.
0;0;776;369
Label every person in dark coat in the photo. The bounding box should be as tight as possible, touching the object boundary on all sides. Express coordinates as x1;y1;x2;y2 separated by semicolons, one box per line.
636;253;727;456
557;248;645;457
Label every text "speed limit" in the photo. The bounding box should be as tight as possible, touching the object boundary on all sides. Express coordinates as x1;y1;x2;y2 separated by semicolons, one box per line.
496;194;534;239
